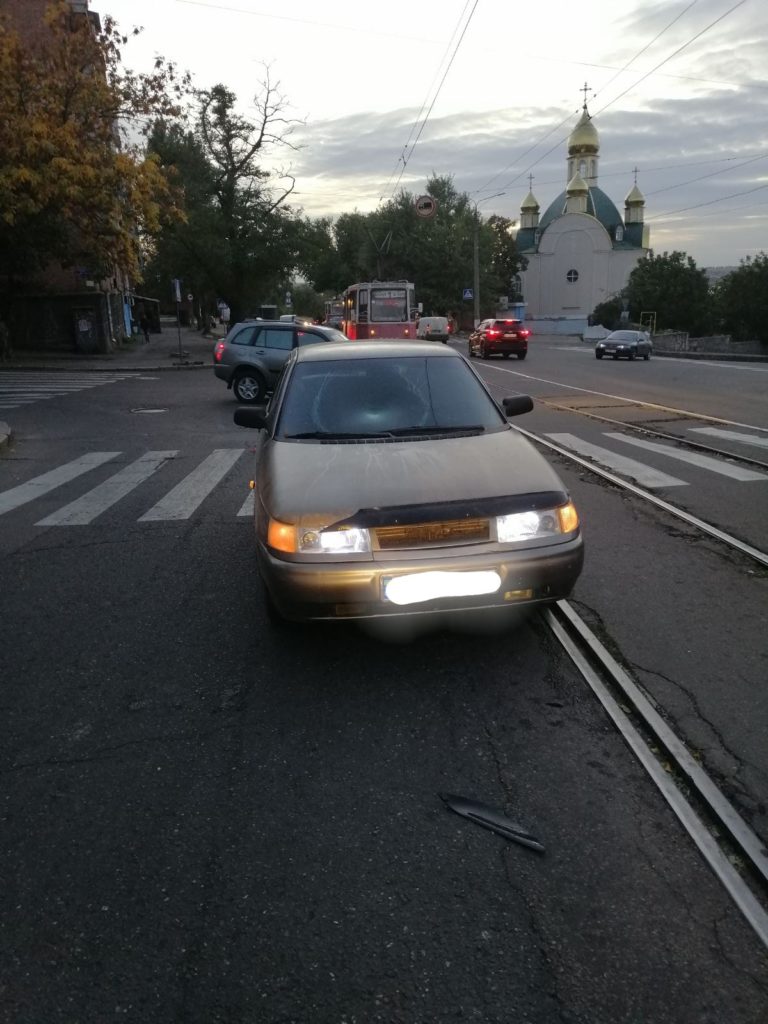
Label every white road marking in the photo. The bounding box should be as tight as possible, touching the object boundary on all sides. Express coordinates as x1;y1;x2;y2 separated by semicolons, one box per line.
237;490;256;517
139;449;245;521
545;433;687;488
605;433;768;481
689;427;768;450
479;363;768;433
0;452;120;516
37;451;178;526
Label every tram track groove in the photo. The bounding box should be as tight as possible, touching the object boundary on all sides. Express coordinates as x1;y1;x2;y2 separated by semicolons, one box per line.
544;600;768;950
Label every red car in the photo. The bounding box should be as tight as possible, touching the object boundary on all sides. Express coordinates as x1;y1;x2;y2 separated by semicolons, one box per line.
468;319;529;360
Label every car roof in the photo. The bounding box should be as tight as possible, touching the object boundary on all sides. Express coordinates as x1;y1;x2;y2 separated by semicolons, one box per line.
295;340;461;363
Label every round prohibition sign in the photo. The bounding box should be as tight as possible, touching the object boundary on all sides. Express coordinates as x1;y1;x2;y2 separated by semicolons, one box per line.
414;194;437;219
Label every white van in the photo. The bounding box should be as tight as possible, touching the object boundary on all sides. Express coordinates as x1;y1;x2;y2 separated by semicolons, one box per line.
416;316;450;342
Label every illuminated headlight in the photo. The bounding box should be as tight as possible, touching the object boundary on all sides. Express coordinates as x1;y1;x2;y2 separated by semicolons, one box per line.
496;502;579;542
299;526;371;553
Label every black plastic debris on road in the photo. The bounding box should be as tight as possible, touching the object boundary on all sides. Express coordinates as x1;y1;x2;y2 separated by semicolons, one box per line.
440;793;545;854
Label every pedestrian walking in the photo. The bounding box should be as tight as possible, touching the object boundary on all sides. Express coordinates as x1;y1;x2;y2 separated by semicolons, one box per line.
139;312;150;344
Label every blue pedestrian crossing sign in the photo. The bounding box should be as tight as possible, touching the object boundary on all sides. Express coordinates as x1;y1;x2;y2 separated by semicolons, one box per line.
463;288;474;300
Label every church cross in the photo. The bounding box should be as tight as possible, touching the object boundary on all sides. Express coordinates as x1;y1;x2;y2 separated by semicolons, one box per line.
581;81;590;108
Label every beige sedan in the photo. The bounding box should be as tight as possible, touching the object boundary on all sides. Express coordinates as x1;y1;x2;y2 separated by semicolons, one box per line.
235;341;583;625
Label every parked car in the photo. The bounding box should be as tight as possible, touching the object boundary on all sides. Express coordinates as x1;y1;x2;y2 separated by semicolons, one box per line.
416;316;451;343
468;319;530;360
213;320;347;403
233;341;584;625
595;330;652;360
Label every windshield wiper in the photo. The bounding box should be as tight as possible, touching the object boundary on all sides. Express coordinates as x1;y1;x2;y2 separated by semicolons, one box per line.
387;425;486;436
284;430;395;439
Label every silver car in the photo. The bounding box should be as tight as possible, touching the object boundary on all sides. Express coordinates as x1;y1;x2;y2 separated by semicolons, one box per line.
595;329;652;361
213;320;347;403
234;341;584;626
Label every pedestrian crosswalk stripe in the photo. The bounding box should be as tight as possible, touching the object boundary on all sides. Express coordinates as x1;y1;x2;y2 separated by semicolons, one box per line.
36;451;178;526
139;449;245;521
0;452;120;516
0;373;138;409
605;432;768;481
545;433;687;488
689;427;768;450
238;490;255;517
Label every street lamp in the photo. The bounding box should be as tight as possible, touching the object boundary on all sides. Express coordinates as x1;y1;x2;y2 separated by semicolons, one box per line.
472;192;506;328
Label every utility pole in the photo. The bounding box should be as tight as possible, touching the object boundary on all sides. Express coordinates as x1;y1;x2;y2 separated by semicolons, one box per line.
472;192;506;328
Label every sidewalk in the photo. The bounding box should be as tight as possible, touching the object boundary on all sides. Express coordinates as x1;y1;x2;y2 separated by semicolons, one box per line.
1;323;223;373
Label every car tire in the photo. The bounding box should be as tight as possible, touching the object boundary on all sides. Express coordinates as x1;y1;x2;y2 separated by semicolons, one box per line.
628;349;636;361
467;343;474;357
233;369;267;404
596;352;603;359
644;350;651;360
517;352;527;360
481;344;490;360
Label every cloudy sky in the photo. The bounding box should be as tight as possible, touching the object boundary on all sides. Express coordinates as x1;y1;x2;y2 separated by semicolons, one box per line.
101;0;768;268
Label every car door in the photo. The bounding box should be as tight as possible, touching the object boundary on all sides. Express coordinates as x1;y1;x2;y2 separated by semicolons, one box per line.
257;326;295;381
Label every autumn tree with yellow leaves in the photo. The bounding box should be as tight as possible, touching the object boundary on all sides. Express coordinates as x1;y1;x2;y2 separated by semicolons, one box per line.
0;0;190;288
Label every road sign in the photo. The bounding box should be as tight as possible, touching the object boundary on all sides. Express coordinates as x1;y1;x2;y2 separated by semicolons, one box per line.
462;288;474;300
415;195;437;219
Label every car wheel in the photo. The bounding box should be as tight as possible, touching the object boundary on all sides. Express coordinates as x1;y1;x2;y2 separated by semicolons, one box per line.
644;350;651;361
233;369;267;403
481;344;490;359
628;349;636;361
517;351;527;360
596;352;603;359
467;343;474;357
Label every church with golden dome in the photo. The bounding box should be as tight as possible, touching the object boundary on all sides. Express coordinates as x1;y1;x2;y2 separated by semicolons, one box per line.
515;94;650;324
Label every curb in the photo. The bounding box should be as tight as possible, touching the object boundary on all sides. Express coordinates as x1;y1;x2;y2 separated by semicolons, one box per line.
3;362;212;372
0;420;10;450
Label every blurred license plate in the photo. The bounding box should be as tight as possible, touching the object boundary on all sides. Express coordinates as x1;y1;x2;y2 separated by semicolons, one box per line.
383;570;501;606
503;333;516;339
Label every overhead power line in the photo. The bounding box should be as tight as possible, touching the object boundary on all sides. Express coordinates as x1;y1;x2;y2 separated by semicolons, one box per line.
387;0;480;201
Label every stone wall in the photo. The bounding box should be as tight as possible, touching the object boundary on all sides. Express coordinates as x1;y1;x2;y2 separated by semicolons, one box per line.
653;332;765;357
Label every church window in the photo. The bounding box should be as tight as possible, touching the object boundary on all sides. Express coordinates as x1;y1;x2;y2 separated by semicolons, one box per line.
566;269;579;283
615;226;624;241
579;160;586;177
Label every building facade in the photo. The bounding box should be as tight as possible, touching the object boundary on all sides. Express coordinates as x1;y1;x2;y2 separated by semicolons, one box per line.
515;100;650;327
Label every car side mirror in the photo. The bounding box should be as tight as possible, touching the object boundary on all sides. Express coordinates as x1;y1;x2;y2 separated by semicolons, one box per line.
502;395;534;417
234;407;268;429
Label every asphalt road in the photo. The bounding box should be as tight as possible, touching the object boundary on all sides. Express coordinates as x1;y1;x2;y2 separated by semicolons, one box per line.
1;342;767;1023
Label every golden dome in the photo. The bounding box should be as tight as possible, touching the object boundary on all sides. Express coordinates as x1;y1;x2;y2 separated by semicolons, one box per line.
521;190;539;210
566;171;588;194
625;183;645;204
568;108;599;153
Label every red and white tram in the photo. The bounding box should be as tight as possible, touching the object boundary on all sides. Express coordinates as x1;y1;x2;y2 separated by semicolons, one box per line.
342;280;417;340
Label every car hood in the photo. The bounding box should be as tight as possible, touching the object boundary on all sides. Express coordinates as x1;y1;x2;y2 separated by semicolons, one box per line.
258;428;568;525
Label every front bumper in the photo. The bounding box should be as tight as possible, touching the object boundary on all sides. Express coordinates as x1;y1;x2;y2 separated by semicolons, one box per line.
257;536;584;621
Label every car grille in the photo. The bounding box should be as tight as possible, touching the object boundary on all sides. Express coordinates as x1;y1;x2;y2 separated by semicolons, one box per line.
375;518;490;549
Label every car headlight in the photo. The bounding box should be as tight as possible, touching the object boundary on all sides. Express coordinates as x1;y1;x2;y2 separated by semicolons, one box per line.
496;502;579;542
267;518;371;554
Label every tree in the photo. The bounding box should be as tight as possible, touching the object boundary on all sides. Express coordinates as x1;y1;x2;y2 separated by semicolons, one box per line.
625;251;710;335
298;176;527;321
146;75;308;324
0;0;188;287
711;253;768;346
